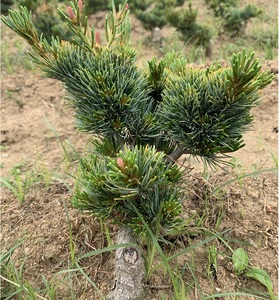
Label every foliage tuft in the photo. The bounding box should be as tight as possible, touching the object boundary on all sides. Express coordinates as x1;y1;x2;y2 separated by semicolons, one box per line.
73;145;185;236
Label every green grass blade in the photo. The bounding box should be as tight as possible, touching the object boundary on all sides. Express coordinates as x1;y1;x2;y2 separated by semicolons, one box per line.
151;229;229;276
213;168;277;194
0;240;24;264
186;261;204;298
203;291;270;299
0;177;20;199
77;243;135;261
43;116;71;160
74;261;107;300
130;203;183;299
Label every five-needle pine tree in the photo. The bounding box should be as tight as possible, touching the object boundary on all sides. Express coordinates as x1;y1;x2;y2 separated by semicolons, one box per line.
1;1;274;299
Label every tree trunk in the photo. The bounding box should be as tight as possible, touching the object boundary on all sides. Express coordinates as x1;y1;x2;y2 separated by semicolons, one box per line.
167;144;189;163
108;227;145;300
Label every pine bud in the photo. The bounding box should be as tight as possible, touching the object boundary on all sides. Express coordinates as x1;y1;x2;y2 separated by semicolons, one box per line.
95;31;101;47
116;157;125;171
67;6;75;20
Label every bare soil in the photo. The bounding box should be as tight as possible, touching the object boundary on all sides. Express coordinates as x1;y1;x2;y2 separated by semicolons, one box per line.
0;4;278;300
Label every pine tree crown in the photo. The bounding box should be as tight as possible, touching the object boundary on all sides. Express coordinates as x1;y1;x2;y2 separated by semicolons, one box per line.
1;0;274;236
1;1;274;164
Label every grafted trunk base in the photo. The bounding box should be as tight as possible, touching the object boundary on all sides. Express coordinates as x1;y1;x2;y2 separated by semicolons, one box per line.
108;227;145;300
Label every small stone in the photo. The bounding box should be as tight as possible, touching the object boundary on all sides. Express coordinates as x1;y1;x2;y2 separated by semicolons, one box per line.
249;240;257;248
152;27;162;43
263;220;273;229
24;247;30;255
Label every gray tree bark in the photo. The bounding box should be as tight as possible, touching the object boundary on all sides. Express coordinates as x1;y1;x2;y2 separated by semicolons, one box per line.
108;227;145;300
166;144;190;163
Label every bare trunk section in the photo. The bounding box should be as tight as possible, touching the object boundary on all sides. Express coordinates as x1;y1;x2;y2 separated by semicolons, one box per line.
108;227;145;300
167;144;190;163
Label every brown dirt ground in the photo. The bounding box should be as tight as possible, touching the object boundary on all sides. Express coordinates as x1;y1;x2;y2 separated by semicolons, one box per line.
1;3;278;300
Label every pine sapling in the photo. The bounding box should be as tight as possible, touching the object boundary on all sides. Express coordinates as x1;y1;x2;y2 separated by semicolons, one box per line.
167;2;213;56
205;0;262;36
1;1;274;299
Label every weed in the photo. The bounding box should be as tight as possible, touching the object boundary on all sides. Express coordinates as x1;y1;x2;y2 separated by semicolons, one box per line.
100;219;113;248
206;243;218;280
0;144;10;152
6;89;24;109
232;248;276;300
187;44;207;63
0;166;36;203
44;116;81;172
213;167;277;194
40;275;57;300
0;159;71;203
252;22;278;49
264;45;275;60
0;216;108;299
0;240;45;299
32;160;59;189
270;153;278;175
1;36;36;73
160;32;188;60
1;41;15;73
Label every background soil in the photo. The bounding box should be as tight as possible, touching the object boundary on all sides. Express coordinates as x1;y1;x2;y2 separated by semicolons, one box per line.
0;1;278;299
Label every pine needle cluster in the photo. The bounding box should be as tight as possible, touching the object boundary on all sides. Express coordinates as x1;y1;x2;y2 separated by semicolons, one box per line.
73;145;184;235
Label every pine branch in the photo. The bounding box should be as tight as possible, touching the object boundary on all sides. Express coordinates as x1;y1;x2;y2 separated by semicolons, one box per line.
73;145;184;236
1;6;46;56
2;2;157;144
158;50;274;163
